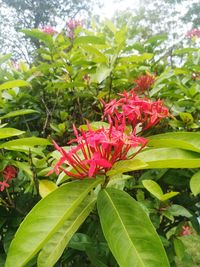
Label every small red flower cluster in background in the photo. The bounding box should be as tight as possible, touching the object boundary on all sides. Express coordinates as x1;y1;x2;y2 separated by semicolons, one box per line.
41;26;57;35
66;19;82;39
179;225;192;236
52;123;147;179
0;165;18;192
103;92;170;131
66;19;82;31
186;28;200;38
133;74;155;94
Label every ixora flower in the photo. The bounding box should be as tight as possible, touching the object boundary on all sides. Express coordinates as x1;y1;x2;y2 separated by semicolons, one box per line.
41;26;57;35
0;165;18;192
0;180;9;192
186;28;200;38
133;74;155;94
51;123;147;179
103;92;170;131
179;225;192;236
3;165;18;180
66;19;82;31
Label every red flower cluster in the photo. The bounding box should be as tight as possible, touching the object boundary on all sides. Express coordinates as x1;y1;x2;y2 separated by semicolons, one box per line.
186;28;200;38
41;26;57;35
66;19;82;39
52;123;147;179
0;165;17;192
51;89;169;179
103;92;170;131
133;74;155;94
66;19;82;31
179;225;192;236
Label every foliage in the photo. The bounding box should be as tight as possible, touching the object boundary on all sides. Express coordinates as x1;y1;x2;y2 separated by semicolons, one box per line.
0;18;200;267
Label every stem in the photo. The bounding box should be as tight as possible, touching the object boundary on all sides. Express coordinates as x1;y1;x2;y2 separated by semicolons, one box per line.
29;149;39;196
108;72;113;102
102;175;110;189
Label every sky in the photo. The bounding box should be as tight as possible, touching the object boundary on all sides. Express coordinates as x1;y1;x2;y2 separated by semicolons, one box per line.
94;0;139;19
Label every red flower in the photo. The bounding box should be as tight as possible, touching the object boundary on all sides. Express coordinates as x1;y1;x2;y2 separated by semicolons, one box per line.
66;19;82;31
51;123;147;179
179;225;192;236
133;74;155;94
41;26;57;35
3;166;18;181
103;93;170;131
186;29;200;38
0;180;9;192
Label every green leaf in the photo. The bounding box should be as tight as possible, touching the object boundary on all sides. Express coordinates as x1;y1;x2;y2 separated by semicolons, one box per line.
142;180;163;199
190;171;200;196
167;205;192;218
148;132;200;153
0;128;24;139
135;148;200;169
104;19;117;34
0;137;51;150
0;109;39;120
159;192;179;202
97;188;170;267
120;53;153;63
80;45;107;63
79;121;110;131
37;195;96;267
21;29;53;47
173;238;185;260
179;113;193;125
107;159;148;177
5;178;102;267
0;80;31;90
39;180;58;198
142;180;179;201
74;36;106;45
90;66;112;83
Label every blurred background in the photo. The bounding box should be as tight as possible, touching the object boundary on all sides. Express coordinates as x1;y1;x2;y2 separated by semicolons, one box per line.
0;0;199;61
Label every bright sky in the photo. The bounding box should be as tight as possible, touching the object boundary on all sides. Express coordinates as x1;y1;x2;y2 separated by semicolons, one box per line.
94;0;139;19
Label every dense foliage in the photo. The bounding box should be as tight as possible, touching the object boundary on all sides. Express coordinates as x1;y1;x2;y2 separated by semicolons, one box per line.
0;18;200;267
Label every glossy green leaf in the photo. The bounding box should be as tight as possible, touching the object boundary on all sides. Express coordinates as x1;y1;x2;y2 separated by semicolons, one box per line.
0;128;24;139
190;171;200;196
135;148;200;169
148;132;200;153
0;137;51;150
142;180;179;201
107;159;148;177
5;178;102;267
159;192;179;202
0;80;31;90
39;180;58;198
37;195;96;267
142;180;163;199
0;109;39;120
97;188;170;267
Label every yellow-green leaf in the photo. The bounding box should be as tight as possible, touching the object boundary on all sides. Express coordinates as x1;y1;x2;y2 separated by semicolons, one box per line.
39;180;58;198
